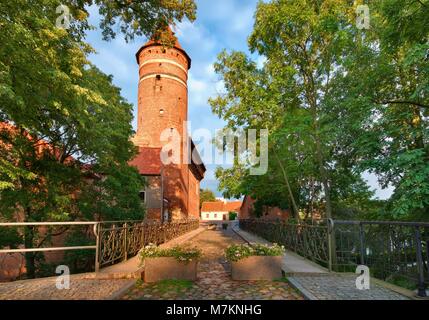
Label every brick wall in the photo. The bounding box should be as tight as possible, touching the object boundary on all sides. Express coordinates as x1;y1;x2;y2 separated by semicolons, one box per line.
239;196;290;221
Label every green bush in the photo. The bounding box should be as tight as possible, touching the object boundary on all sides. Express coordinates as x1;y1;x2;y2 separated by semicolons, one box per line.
225;243;285;262
228;212;237;220
139;244;201;264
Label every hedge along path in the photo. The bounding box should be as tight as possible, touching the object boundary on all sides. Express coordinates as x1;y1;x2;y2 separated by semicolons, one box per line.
121;227;304;300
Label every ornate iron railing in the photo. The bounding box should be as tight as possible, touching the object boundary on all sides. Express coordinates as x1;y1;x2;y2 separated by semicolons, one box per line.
96;219;200;269
239;219;429;297
239;219;330;267
333;220;429;297
0;219;200;275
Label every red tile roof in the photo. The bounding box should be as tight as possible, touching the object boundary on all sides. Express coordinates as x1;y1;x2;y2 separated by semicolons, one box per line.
201;201;243;213
135;26;191;68
129;147;162;175
201;201;224;212
224;201;242;212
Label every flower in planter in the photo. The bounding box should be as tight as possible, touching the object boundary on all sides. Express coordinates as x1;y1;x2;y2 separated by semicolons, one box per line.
139;244;202;265
225;243;285;262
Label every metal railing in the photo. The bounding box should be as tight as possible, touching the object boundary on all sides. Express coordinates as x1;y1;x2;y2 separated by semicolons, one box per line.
97;219;199;269
239;219;429;297
333;220;429;297
0;219;200;274
239;219;331;267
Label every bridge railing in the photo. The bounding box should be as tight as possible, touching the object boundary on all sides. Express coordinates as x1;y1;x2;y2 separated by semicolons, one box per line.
239;219;429;297
333;220;429;297
239;219;330;267
97;219;199;269
0;219;200;274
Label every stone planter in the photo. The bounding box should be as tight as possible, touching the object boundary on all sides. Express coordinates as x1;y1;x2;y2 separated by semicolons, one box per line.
231;256;283;281
143;257;198;283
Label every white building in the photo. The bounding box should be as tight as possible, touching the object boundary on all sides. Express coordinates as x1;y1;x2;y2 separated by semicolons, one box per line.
201;201;242;221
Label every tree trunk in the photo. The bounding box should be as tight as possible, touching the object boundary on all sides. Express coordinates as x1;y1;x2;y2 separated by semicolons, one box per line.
314;132;333;220
308;93;333;220
274;151;300;220
24;225;36;279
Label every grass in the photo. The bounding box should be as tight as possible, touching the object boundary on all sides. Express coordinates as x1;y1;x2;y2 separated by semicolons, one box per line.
148;279;194;295
273;277;290;283
128;278;194;300
386;276;417;291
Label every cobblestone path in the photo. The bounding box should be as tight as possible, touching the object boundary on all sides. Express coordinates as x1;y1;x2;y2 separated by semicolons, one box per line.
121;228;303;300
288;274;410;300
0;275;133;300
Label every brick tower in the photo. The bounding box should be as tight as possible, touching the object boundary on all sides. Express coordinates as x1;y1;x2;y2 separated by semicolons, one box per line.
134;28;190;148
131;28;205;222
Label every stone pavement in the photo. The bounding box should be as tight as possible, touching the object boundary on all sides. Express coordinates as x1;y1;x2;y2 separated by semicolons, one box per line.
232;223;411;300
121;227;304;300
0;274;134;300
0;227;206;300
288;274;410;300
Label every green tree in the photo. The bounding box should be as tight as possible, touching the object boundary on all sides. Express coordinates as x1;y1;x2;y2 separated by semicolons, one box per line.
211;0;428;221
199;188;216;209
210;0;377;221
0;0;196;277
327;0;429;219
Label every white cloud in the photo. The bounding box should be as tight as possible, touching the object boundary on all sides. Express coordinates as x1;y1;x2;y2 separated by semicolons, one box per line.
188;62;224;109
205;63;215;77
362;171;394;200
256;55;267;68
231;6;255;33
175;21;217;54
89;49;133;84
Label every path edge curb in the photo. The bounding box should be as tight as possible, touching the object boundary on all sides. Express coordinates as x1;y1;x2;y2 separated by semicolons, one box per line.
286;277;318;300
105;279;137;300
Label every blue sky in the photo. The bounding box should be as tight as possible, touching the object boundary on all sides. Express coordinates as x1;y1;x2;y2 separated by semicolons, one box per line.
84;0;393;200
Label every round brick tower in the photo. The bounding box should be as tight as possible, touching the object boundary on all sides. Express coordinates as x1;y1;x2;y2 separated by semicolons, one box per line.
132;28;201;221
133;28;191;148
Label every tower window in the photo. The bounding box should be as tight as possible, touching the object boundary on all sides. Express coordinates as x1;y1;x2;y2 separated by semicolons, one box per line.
139;191;146;203
156;74;161;80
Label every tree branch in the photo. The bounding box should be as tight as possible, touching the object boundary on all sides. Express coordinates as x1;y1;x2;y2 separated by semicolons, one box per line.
374;99;429;109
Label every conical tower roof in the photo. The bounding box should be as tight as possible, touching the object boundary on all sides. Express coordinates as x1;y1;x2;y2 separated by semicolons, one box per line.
135;26;191;69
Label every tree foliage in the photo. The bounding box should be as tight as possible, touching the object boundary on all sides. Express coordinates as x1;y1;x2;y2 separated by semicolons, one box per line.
0;0;196;277
210;0;428;221
199;188;217;209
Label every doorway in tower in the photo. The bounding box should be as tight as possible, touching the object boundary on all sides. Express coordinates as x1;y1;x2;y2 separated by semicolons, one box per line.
162;198;170;223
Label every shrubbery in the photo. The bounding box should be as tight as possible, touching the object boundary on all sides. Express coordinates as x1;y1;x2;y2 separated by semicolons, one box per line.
225;243;285;262
139;244;202;264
